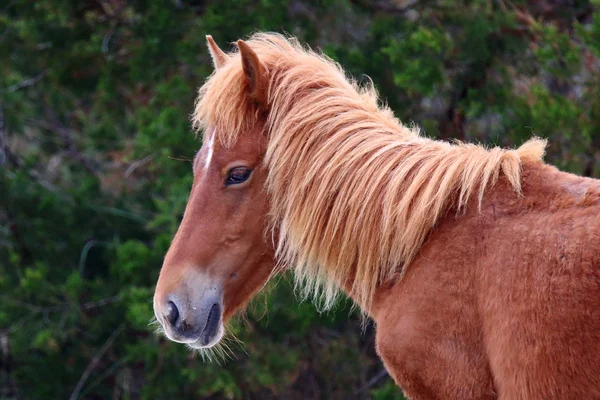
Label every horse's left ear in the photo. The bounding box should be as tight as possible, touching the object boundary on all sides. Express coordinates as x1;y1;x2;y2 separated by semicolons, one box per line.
206;35;228;69
237;40;268;107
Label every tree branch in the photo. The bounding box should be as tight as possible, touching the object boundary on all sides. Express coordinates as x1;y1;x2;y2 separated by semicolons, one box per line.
3;70;47;93
353;368;390;394
31;118;99;175
0;330;20;400
69;324;124;400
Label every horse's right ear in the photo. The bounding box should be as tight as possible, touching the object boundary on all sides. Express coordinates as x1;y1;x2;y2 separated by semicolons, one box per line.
237;40;268;107
206;35;227;69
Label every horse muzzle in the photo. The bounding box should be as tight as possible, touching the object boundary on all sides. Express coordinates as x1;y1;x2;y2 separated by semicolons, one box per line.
154;288;224;349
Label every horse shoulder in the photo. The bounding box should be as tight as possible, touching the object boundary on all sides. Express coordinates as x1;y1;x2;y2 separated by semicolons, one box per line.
372;215;497;400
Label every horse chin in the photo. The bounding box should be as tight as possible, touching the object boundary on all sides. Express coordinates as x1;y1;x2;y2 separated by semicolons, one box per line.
188;323;224;350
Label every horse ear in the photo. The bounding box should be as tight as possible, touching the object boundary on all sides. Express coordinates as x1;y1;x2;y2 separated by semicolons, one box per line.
237;40;268;106
206;35;227;69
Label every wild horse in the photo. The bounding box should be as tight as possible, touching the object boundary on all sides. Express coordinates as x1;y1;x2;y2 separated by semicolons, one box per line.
153;33;600;399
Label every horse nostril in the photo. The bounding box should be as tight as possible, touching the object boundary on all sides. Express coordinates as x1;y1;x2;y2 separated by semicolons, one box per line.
166;301;179;327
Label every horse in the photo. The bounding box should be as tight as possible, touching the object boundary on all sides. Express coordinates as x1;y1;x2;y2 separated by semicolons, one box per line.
153;32;600;399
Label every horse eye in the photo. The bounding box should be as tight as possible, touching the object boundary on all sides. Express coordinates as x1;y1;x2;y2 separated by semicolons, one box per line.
226;167;252;185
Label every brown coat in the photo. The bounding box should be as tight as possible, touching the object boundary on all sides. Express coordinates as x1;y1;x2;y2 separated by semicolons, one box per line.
374;163;600;399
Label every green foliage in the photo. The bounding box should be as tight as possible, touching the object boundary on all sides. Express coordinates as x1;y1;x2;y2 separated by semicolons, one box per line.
384;26;451;96
2;0;600;399
371;381;408;400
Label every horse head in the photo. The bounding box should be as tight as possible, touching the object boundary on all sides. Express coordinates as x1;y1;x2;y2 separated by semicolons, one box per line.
153;37;274;349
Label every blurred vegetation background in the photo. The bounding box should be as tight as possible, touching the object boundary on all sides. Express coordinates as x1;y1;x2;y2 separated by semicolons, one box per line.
1;0;600;399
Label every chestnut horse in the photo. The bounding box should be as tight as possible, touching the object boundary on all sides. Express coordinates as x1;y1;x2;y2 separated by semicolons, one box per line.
153;33;600;399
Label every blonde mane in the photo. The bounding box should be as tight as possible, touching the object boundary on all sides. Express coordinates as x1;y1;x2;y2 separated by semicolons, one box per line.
193;32;547;310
